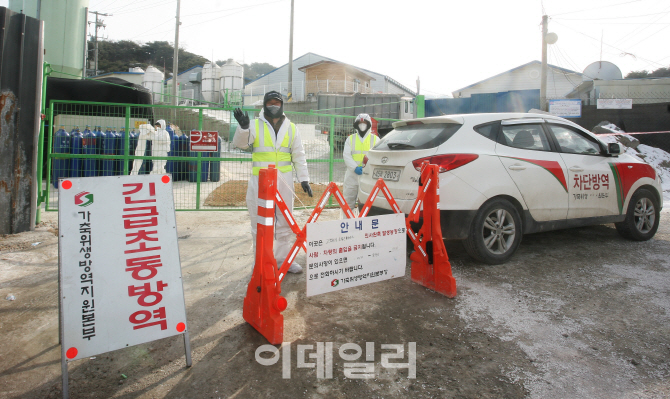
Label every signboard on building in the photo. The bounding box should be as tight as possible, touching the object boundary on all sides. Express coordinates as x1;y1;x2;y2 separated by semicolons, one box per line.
597;99;633;109
58;175;189;362
190;130;219;152
305;213;406;297
549;99;582;118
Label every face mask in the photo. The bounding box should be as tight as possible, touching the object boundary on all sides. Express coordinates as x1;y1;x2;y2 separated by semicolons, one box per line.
266;105;281;116
358;123;368;132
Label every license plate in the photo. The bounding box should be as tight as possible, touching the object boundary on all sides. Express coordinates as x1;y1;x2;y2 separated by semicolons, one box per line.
372;168;400;182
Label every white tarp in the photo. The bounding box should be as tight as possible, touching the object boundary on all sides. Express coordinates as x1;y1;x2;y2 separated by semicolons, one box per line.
305;213;406;297
58;175;187;361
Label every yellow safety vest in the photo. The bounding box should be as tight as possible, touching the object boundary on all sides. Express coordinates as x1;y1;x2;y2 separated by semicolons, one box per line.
349;133;379;166
252;119;296;175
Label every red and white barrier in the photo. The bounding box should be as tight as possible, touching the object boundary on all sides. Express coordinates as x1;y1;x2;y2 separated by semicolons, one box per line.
243;163;457;344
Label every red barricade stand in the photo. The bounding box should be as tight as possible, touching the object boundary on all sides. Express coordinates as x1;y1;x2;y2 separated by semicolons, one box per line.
242;166;287;344
407;162;457;298
243;162;456;344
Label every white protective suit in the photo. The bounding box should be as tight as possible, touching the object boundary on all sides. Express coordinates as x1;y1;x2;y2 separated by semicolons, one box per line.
342;115;376;211
131;120;171;175
233;110;309;267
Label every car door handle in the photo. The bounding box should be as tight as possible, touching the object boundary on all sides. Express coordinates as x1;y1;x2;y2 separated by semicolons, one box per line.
569;167;584;172
508;164;526;171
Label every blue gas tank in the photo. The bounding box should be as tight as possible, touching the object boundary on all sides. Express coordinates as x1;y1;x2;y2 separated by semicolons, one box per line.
52;126;70;188
188;149;210;183
209;136;223;182
100;127;115;176
172;134;186;181
115;127;126;175
129;129;139;173
70;127;83;178
82;126;99;177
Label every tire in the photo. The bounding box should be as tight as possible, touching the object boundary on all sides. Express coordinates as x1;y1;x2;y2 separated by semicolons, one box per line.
615;188;660;241
463;198;523;265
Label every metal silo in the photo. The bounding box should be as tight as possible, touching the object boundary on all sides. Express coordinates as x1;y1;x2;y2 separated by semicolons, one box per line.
143;66;164;104
9;0;89;79
220;58;244;91
201;61;221;104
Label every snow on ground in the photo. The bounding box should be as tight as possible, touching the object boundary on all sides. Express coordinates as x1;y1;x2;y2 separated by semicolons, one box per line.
596;123;670;203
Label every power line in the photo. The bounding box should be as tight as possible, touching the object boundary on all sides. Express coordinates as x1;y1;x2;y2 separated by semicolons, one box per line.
181;0;287;17
554;12;663;20
553;20;666;68
551;0;644;17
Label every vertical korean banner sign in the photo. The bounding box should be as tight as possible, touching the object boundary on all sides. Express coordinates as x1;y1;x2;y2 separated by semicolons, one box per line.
58;175;188;361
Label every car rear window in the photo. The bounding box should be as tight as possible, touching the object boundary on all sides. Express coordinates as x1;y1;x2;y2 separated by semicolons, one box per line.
375;123;462;151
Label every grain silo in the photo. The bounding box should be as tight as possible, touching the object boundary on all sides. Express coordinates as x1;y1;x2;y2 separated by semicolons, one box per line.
143;66;164;104
9;0;89;79
201;61;221;104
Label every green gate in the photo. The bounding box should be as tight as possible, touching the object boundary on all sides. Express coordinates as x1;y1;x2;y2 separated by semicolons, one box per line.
37;100;400;215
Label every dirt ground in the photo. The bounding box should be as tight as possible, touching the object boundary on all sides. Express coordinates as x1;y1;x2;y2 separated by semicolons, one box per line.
1;208;670;399
204;181;343;208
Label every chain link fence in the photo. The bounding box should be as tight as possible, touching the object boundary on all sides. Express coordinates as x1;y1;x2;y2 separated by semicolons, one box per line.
41;101;383;212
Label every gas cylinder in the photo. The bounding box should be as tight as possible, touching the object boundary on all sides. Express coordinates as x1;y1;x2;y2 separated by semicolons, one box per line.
100;127;115;176
129;129;139;173
52;125;70;188
209;136;222;182
115;127;126;175
70;126;83;178
82;126;98;177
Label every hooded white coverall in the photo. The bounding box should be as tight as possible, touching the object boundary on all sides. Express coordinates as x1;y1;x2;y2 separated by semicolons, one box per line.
342;129;378;210
233;110;309;267
131;120;171;175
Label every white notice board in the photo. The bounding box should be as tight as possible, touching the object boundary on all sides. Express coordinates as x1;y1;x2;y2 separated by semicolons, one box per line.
597;99;633;109
305;213;406;297
549;99;582;118
58;175;188;361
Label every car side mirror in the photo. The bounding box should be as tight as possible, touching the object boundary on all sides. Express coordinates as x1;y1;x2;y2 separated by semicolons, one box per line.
608;143;622;156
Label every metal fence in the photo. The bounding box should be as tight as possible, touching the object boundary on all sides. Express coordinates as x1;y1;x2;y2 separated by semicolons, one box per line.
38;100;398;213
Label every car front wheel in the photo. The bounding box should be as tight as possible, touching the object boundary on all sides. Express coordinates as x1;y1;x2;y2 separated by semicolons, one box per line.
463;198;523;264
615;188;660;241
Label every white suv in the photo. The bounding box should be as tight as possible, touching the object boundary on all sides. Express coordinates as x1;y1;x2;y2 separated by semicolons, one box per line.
358;113;663;264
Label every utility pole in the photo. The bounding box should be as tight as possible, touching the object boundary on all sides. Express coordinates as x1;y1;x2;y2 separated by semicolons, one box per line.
287;0;294;102
540;15;548;111
88;11;111;77
172;0;181;107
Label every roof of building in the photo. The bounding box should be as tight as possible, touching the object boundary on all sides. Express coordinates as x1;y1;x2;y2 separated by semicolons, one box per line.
453;60;582;93
92;71;144;78
165;65;203;82
247;52;416;96
298;60;377;81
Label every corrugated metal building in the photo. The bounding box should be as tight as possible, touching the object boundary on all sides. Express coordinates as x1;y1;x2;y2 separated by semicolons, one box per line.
452;60;583;100
244;52;415;104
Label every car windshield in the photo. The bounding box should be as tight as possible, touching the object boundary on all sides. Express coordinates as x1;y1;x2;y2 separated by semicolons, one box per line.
375;123;462;150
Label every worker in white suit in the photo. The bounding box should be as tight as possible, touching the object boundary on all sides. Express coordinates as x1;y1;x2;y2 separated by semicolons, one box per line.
233;91;312;274
342;113;378;212
131;120;171;175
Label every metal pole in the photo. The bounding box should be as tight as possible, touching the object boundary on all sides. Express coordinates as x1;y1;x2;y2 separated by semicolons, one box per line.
172;0;181;107
94;13;98;75
540;15;548;111
287;0;294;102
82;7;87;78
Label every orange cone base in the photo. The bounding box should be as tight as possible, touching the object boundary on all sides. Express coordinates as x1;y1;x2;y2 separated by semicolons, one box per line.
243;295;284;345
410;253;457;298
